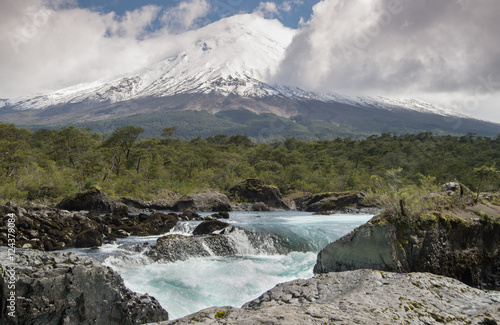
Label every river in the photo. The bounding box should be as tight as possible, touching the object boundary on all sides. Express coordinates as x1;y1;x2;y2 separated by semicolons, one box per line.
66;211;373;319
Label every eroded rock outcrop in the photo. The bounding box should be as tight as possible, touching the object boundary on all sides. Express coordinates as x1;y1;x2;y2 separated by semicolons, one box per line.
0;206;181;250
192;220;230;235
121;191;180;211
228;179;289;210
162;269;500;325
146;233;237;261
290;191;376;213
0;248;169;325
0;206;103;250
56;186;127;213
173;190;231;212
314;210;500;288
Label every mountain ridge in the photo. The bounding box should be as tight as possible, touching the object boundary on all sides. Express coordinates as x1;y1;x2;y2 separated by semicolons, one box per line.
5;14;467;119
1;14;499;138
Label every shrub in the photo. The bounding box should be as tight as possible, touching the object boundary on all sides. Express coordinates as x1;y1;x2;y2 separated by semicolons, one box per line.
367;171;441;221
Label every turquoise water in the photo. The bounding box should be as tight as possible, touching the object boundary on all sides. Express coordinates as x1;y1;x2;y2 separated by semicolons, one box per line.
76;211;373;319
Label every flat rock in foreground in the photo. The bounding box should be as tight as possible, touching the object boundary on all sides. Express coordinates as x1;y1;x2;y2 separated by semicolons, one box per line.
159;269;500;325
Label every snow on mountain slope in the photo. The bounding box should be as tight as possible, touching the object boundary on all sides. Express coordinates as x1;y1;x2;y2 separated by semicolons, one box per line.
10;14;294;110
270;85;468;118
5;14;467;120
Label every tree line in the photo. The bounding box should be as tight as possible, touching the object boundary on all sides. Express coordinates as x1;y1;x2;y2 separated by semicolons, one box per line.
0;123;498;203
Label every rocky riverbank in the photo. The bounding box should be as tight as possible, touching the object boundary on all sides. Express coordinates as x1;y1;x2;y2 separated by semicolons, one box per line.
0;189;231;251
158;269;500;325
0;182;376;252
11;181;500;324
149;187;500;324
0;204;181;251
121;180;376;214
314;203;500;289
0;248;169;325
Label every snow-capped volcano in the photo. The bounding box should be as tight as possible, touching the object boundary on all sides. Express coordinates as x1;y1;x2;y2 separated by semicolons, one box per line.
6;13;466;119
10;14;296;110
3;14;498;138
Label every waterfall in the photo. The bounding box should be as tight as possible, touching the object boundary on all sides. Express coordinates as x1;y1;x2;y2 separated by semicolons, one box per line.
168;221;198;235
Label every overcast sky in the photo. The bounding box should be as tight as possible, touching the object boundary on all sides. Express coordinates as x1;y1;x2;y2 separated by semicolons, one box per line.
1;0;500;122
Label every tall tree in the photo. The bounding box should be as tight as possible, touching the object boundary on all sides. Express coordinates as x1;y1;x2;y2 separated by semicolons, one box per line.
100;126;144;177
0;123;30;178
161;126;177;139
53;127;97;167
473;165;498;201
102;126;144;159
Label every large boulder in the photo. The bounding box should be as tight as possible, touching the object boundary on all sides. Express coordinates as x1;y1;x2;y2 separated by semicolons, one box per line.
56;186;126;213
75;229;103;248
173;190;231;212
121;191;180;211
228;179;289;210
127;212;179;236
0;248;169;325
193;220;230;235
147;234;236;262
163;269;500;325
147;226;288;262
290;191;373;212
314;208;500;289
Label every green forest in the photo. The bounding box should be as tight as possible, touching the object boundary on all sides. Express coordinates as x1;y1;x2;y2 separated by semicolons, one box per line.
1;122;499;204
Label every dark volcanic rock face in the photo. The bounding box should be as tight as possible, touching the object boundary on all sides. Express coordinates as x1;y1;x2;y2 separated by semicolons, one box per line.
0;248;169;325
127;212;179;236
228;179;289;210
291;191;375;212
0;205;180;251
75;229;103;248
314;213;500;289
56;186;127;213
192;220;230;235
0;206;103;250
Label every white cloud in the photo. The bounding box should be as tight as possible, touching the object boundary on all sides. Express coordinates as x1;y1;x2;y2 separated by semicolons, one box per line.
162;0;210;32
2;0;499;123
254;2;279;18
274;0;500;122
281;0;304;12
254;1;303;18
0;0;210;98
110;5;161;38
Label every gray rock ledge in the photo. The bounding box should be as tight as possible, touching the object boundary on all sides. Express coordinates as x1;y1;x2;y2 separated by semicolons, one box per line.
157;269;500;325
0;248;169;325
